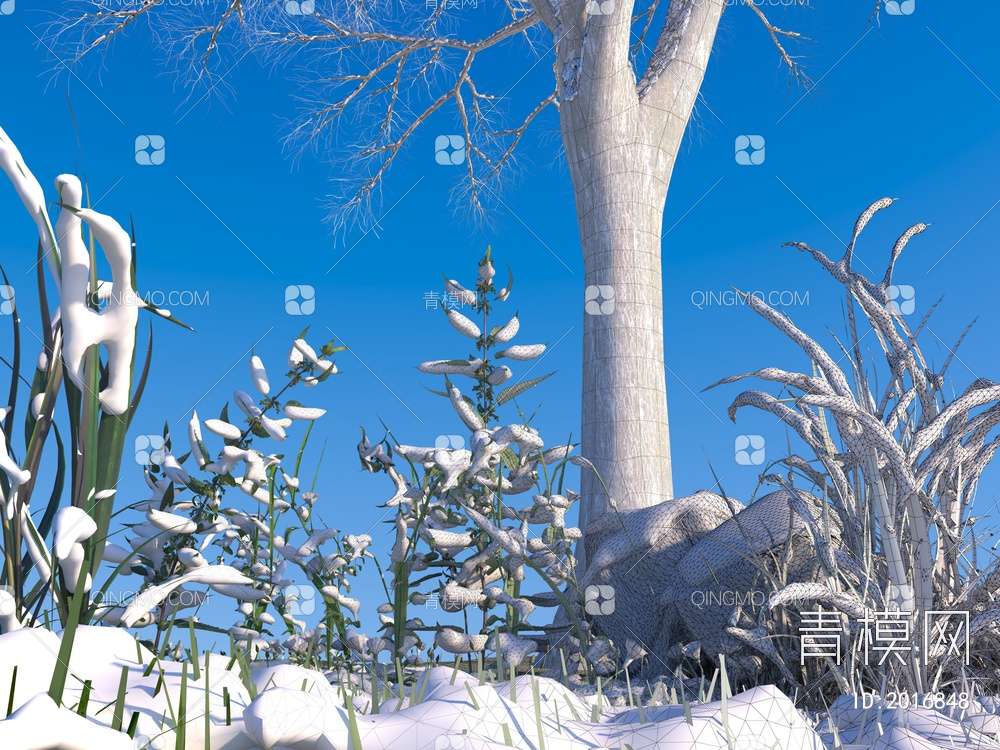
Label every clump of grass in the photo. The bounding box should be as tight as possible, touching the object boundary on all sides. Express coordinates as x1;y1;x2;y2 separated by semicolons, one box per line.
710;198;1000;703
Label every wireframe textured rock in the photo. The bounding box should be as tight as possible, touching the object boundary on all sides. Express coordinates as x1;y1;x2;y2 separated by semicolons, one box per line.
581;488;838;681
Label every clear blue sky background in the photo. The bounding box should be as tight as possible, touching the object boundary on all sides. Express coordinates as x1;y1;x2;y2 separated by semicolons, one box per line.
2;1;1000;640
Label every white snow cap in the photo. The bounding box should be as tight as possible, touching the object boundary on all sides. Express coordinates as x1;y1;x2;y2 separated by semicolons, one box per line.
0;587;21;632
0;417;31;500
204;418;243;440
120;564;254;627
53;506;98;594
188;411;208;468
250;355;270;396
56;175;139;415
0;125;63;294
283;404;326;421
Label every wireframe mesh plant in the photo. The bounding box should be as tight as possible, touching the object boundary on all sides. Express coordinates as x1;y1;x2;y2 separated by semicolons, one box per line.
712;198;1000;700
359;249;595;683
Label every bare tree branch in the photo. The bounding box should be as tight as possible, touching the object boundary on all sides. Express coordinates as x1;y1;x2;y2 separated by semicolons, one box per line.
636;0;697;101
44;0;820;234
741;0;812;88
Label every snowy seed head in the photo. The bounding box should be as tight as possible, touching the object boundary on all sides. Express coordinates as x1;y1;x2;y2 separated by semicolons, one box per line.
293;338;321;365
492;315;519;343
146;508;198;535
496;344;545;361
449;386;485;431
445;308;481;339
249;355;270;396
418;358;482;376
188;411;208;468
283;404;327;421
234;390;261;418
259;415;287;441
204;419;242;440
445;279;477;306
178;548;207;568
487;366;513;386
478;260;495;282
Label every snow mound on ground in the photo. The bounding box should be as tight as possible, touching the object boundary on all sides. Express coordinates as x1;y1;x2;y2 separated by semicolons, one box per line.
0;694;134;750
245;668;824;750
819;696;1000;750
1;627;999;749
0;625;255;750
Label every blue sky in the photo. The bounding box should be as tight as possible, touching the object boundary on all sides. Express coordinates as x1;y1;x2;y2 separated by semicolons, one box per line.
2;0;1000;636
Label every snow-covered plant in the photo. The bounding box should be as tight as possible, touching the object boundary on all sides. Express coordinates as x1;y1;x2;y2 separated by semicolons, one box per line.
714;198;1000;698
360;249;592;682
0;124;192;703
95;333;378;669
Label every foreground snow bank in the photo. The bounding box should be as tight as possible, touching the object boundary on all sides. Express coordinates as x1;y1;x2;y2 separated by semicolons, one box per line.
0;626;996;750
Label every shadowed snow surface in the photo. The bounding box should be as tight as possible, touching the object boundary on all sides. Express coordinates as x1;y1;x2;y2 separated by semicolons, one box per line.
0;628;996;749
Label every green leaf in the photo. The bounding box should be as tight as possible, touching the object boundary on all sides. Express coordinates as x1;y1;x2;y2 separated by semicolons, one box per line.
421;384;476;406
127;324;154;428
35;423;66;540
497;372;555;406
499;448;519;471
0;264;19;441
141;300;195;332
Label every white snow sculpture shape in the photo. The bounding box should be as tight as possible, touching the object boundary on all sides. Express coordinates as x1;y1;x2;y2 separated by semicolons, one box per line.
53;506;98;594
54;175;139;415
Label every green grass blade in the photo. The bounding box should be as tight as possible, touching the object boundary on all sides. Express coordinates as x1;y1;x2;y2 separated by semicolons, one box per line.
112;665;129;731
6;666;16;717
175;662;187;750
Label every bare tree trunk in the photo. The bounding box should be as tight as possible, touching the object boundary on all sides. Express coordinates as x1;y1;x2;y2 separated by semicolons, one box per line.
553;0;724;546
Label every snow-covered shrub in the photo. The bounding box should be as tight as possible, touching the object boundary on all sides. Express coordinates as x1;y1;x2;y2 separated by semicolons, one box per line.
359;249;594;681
715;198;1000;699
91;333;378;663
0;125;373;689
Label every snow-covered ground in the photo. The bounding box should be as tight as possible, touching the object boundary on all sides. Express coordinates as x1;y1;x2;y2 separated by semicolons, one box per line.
1;626;998;750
